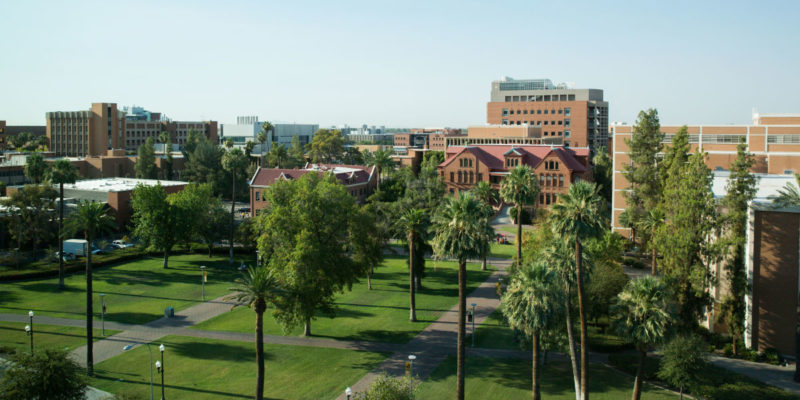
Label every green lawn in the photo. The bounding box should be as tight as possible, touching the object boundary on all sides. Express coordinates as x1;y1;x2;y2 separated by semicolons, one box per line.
90;335;388;400
0;322;118;355
473;308;524;350
490;242;516;259
416;356;677;399
193;256;494;344
0;254;251;325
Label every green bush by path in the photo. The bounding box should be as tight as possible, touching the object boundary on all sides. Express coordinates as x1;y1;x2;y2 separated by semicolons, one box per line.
90;335;389;400
416;356;677;399
0;322;118;355
193;256;493;344
0;254;252;325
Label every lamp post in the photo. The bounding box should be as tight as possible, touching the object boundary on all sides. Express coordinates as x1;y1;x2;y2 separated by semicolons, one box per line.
123;343;154;400
471;303;477;348
345;387;352;400
100;294;106;336
408;354;416;377
159;344;165;400
201;265;207;301
27;310;34;353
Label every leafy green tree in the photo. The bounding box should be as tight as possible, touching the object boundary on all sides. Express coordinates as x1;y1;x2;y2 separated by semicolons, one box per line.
354;373;419;400
256;173;365;336
307;129;345;163
549;180;605;400
245;140;256;158
168;183;213;251
222;148;249;264
617;208;638;246
183;136;226;195
35;135;48;150
718;137;758;356
502;261;564;400
258;122;272;165
351;204;386;290
585;231;628;323
183;128;202;155
397;208;427;322
289;135;306;167
3;185;57;262
24;153;47;184
500;165;540;265
367;149;395;191
8;131;32;151
623;109;663;247
131;183;178;269
197;201;228;258
158;131;171;147
654;128;717;332
135;137;158;179
67;201;116;376
266;142;289;168
164;151;174;180
657;334;708;399
225;138;234;149
0;349;86;400
431;193;486;400
342;147;365;165
592;147;613;221
227;266;281;400
638;208;664;275
612;277;675;400
45;159;79;289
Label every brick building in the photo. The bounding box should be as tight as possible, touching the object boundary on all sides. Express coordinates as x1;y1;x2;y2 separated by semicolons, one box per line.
487;78;608;152
47;103;127;157
438;144;591;208
249;163;377;216
125;120;218;152
394;128;465;152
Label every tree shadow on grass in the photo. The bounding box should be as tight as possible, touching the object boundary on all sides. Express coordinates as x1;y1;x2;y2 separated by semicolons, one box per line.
166;340;270;363
338;329;418;344
16;282;83;294
92;374;256;399
105;311;163;325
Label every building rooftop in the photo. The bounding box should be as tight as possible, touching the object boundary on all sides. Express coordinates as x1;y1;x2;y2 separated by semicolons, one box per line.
712;171;798;202
63;178;188;193
250;164;376;188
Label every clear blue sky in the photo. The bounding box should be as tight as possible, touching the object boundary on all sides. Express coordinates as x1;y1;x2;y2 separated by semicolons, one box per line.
2;0;798;127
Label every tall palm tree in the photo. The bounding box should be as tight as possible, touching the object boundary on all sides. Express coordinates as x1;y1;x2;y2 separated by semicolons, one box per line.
259;121;273;166
431;193;486;400
472;182;499;271
549;180;604;400
499;165;540;265
67;201;116;376
227;265;281;400
158;131;171;149
397;208;426;322
222;148;249;265
502;260;564;400
618;209;637;246
267;143;289;168
612;277;674;400
638;209;664;275
368;149;395;191
45;159;79;290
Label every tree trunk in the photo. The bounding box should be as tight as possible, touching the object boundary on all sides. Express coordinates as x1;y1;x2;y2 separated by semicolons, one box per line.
163;249;169;269
795;289;800;382
516;208;523;265
651;247;657;276
481;253;487;271
632;349;646;400
532;332;541;400
230;170;235;265
304;317;311;337
409;232;417;322
58;183;65;289
86;234;94;376
376;166;381;192
565;293;581;400
255;307;265;400
367;268;372;290
456;259;467;400
576;239;589;400
208;243;213;258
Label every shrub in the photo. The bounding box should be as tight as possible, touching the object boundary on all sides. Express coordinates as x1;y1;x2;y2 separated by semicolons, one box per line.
622;257;646;269
0;349;86;400
658;334;708;396
764;348;781;365
723;343;734;357
354;373;419;400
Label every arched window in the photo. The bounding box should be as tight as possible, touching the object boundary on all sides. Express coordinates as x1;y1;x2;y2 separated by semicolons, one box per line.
469;171;474;183
559;175;564;187
457;171;462;183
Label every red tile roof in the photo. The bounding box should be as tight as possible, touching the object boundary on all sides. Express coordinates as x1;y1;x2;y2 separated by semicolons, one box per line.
440;145;588;173
250;164;376;188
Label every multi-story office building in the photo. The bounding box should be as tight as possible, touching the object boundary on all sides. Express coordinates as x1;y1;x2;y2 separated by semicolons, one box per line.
487;77;609;152
445;125;562;149
47;103;126;157
393;128;465;152
610;112;800;236
220;116;318;153
123;106;217;152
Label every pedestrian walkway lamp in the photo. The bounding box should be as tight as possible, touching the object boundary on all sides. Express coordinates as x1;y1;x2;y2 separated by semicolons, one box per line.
345;386;352;400
100;294;106;336
27;310;34;353
159;344;165;400
200;266;206;301
408;354;416;377
471;303;477;348
123;343;154;400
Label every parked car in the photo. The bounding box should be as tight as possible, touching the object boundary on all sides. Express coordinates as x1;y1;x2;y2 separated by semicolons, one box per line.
112;240;134;249
54;251;76;261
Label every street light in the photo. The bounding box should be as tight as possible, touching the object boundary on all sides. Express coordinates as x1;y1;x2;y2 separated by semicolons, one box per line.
100;294;106;336
471;303;477;348
159;344;165;400
408;354;417;377
200;266;206;301
345;387;352;400
123;343;155;400
27;310;34;354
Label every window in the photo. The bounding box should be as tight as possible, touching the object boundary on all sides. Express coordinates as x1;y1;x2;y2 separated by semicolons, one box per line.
537;110;542;114
502;119;508;125
545;194;551;205
559;175;564;187
564;119;571;127
502;108;509;116
564;130;571;138
544;110;549;115
544;121;548;125
539;193;544;204
558;121;563;125
255;191;260;201
477;173;482;181
564;107;571;116
450;172;454;182
523;110;528;114
469;171;474;183
457;171;462;183
558;109;563;114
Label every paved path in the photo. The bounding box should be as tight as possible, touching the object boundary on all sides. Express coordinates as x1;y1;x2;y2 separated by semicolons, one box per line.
709;355;800;395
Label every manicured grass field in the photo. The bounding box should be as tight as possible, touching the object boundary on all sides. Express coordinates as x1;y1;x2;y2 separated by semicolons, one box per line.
193;256;494;343
0;321;118;355
473;308;524;350
90;335;388;400
489;242;516;259
0;254;251;325
415;356;678;399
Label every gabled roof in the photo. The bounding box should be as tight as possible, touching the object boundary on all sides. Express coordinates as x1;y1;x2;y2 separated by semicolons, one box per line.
249;164;376;188
440;145;589;173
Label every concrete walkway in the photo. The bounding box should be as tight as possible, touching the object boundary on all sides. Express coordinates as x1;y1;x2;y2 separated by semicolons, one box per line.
709;355;800;395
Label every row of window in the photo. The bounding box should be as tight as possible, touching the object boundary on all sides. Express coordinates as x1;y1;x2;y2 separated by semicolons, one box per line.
458;158;473;168
767;135;800;144
544;160;560;170
540;192;558;205
450;170;483;184
505;158;520;167
504;95;576;102
539;174;565;187
502;108;571;116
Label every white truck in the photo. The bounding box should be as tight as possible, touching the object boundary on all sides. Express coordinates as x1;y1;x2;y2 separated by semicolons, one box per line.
63;239;89;257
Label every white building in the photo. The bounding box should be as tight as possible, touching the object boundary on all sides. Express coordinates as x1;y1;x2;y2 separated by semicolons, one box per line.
220;116;318;154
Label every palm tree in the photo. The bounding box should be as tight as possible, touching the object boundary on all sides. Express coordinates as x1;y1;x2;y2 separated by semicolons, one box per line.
227;265;281;400
499;165;540;265
612;277;674;400
257;132;268;166
431;193;486;400
397;208;426;322
267;143;289;168
158;131;171;150
502;260;564;400
618;209;637;246
638;209;664;275
259;122;273;166
368;149;395;191
549;180;604;400
245;140;256;158
472;182;499;271
771;173;800;208
222;148;249;265
67;201;116;376
45;159;79;290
